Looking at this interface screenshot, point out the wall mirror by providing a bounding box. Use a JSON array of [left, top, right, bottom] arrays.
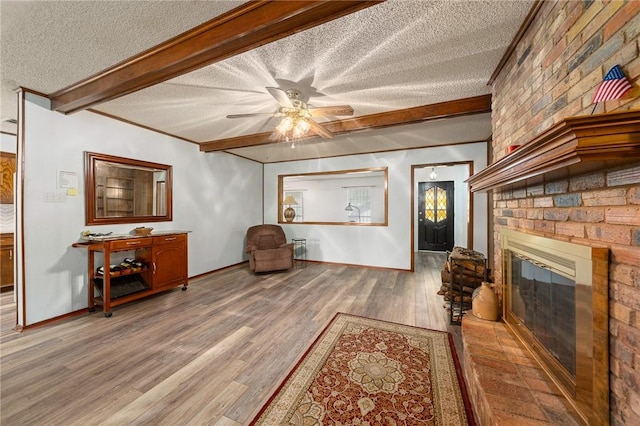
[[85, 152, 172, 225], [278, 167, 388, 225]]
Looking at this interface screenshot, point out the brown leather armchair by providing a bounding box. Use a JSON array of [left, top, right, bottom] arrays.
[[246, 224, 294, 273]]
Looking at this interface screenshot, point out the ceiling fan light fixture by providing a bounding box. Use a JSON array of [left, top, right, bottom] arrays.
[[277, 116, 294, 134], [278, 114, 311, 139], [292, 125, 304, 139], [298, 118, 310, 133], [228, 86, 353, 141]]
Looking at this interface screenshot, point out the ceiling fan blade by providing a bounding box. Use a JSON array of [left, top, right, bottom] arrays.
[[308, 105, 354, 117], [226, 113, 274, 119], [266, 87, 294, 108], [307, 119, 334, 139]]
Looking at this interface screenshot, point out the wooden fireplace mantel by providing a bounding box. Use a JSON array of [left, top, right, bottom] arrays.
[[467, 110, 640, 192]]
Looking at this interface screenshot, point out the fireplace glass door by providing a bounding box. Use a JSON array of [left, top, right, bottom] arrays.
[[510, 253, 575, 375]]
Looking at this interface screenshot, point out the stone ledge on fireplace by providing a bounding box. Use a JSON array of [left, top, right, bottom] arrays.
[[462, 314, 583, 425]]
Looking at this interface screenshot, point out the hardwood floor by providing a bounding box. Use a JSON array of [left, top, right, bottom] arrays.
[[0, 252, 460, 425]]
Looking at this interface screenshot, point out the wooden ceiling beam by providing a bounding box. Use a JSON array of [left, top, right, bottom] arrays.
[[49, 0, 383, 114], [199, 94, 492, 152]]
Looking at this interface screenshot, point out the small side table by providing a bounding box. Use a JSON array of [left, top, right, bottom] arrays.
[[292, 238, 306, 267]]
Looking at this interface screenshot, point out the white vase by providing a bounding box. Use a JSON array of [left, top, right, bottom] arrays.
[[472, 282, 499, 321]]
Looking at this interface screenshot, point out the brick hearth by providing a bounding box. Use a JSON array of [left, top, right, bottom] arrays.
[[461, 314, 583, 425]]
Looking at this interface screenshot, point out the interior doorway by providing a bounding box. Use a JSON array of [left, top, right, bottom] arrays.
[[418, 181, 454, 251], [411, 162, 475, 271]]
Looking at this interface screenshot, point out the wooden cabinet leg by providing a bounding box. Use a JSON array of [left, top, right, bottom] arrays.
[[88, 249, 95, 312], [103, 250, 111, 317]]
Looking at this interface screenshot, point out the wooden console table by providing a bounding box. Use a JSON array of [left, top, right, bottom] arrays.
[[73, 231, 189, 317]]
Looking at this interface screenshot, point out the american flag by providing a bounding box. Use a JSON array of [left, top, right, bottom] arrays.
[[592, 65, 633, 103]]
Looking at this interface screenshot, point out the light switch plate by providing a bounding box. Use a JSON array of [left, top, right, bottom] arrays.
[[43, 192, 65, 202]]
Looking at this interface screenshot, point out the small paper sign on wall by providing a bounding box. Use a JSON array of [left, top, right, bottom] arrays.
[[58, 171, 78, 196]]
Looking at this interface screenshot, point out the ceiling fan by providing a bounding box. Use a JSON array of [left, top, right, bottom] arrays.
[[226, 87, 354, 141]]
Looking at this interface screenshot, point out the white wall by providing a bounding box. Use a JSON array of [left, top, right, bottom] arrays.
[[18, 96, 263, 326], [264, 142, 488, 270]]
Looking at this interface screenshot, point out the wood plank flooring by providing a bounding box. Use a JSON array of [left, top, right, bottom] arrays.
[[0, 252, 460, 425]]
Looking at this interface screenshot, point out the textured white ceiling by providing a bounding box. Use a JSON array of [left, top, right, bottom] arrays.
[[1, 0, 534, 162], [0, 0, 242, 128]]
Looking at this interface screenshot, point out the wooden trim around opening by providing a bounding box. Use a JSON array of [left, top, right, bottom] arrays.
[[18, 89, 26, 328], [411, 161, 476, 272], [278, 167, 388, 226]]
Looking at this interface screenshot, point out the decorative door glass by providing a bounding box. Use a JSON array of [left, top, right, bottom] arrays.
[[424, 187, 448, 223]]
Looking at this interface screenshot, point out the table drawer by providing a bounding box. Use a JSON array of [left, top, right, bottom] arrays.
[[108, 238, 152, 250], [0, 234, 14, 247], [152, 234, 187, 245]]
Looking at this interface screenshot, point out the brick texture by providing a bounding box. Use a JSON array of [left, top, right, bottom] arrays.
[[462, 315, 582, 425], [489, 0, 640, 423]]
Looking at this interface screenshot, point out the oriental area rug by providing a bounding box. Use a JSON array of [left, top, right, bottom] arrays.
[[250, 313, 475, 425]]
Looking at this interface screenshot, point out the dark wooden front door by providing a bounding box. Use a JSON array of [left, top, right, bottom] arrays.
[[418, 181, 454, 251]]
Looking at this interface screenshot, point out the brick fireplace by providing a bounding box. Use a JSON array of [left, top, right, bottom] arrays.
[[468, 0, 640, 422], [465, 110, 639, 425]]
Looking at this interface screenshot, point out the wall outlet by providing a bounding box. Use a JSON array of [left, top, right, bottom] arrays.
[[43, 192, 65, 202]]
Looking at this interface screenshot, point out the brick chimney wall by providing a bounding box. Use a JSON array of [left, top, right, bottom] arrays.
[[490, 1, 640, 424]]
